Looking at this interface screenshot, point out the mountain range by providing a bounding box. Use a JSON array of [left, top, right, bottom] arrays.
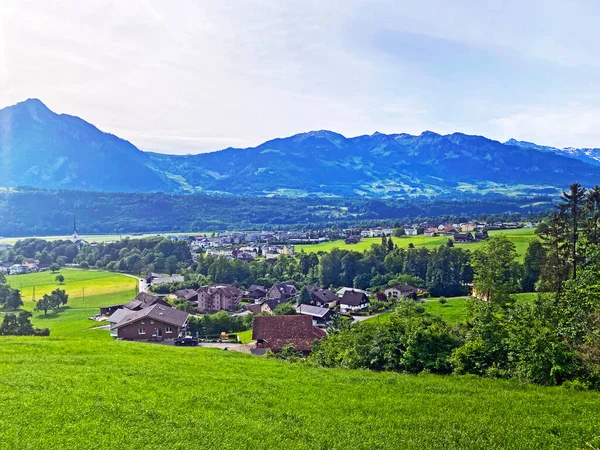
[[1, 98, 599, 198]]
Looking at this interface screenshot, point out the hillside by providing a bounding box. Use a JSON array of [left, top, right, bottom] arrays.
[[2, 99, 600, 198], [1, 336, 599, 449]]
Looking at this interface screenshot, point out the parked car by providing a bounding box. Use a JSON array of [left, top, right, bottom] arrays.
[[174, 336, 199, 346]]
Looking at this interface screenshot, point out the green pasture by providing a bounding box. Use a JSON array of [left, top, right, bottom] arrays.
[[364, 297, 469, 326], [297, 228, 537, 261]]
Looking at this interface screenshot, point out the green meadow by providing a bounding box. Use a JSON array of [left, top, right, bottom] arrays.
[[297, 228, 537, 261], [1, 336, 600, 449], [364, 297, 469, 326], [2, 269, 600, 449], [3, 269, 137, 335]]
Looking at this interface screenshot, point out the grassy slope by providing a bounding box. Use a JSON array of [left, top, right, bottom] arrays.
[[364, 297, 469, 326], [1, 336, 599, 450], [297, 228, 537, 261], [3, 269, 138, 335]]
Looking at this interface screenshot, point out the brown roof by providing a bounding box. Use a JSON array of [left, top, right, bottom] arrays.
[[114, 304, 189, 329], [340, 290, 369, 306], [246, 303, 264, 314], [198, 284, 241, 297], [388, 284, 419, 294], [312, 288, 338, 304], [123, 292, 165, 310], [252, 315, 326, 352], [175, 289, 198, 300], [248, 285, 267, 293]]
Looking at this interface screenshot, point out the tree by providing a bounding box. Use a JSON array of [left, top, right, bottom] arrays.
[[56, 256, 67, 267], [35, 295, 52, 316], [49, 263, 60, 273], [471, 236, 519, 306], [166, 255, 179, 276], [381, 235, 388, 250], [558, 183, 586, 279], [273, 303, 296, 315], [55, 274, 65, 285], [439, 296, 447, 305], [51, 288, 68, 308], [521, 240, 546, 292], [80, 261, 89, 269], [6, 289, 23, 310], [298, 286, 312, 305], [393, 228, 405, 238], [387, 237, 394, 253]]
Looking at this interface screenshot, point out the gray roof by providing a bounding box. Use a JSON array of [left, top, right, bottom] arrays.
[[336, 287, 368, 298], [296, 304, 330, 318], [108, 308, 134, 324], [114, 304, 189, 329]]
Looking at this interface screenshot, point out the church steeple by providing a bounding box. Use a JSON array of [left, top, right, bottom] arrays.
[[72, 215, 78, 241]]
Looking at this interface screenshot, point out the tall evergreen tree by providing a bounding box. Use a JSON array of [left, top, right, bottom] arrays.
[[559, 183, 586, 279]]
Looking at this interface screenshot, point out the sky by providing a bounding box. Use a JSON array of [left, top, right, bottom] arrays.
[[1, 0, 600, 154]]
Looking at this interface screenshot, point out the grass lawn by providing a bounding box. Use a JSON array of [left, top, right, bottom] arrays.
[[0, 336, 599, 449], [364, 297, 469, 326], [297, 228, 537, 262]]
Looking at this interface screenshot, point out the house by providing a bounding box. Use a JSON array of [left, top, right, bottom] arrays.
[[345, 236, 361, 245], [296, 304, 336, 325], [311, 288, 338, 308], [175, 289, 199, 303], [404, 228, 418, 236], [247, 285, 267, 300], [336, 287, 369, 298], [453, 233, 474, 243], [111, 304, 189, 341], [252, 315, 327, 353], [424, 227, 438, 237], [123, 292, 170, 311], [460, 222, 477, 232], [197, 284, 240, 313], [268, 283, 297, 302], [8, 264, 31, 275], [443, 226, 457, 235], [384, 284, 423, 300], [107, 308, 135, 337], [339, 290, 370, 312], [99, 303, 125, 316]]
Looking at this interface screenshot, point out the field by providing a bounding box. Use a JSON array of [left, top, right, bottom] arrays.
[[3, 269, 137, 335], [297, 228, 537, 261], [364, 297, 469, 326], [2, 270, 600, 448], [1, 336, 600, 449]]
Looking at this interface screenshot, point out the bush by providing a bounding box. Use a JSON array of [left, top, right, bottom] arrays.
[[439, 297, 447, 305]]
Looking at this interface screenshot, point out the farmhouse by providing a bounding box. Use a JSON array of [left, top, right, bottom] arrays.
[[385, 284, 422, 300], [197, 284, 240, 313], [311, 288, 338, 308], [296, 304, 336, 325], [339, 290, 370, 312], [268, 283, 297, 302], [246, 285, 267, 300], [111, 304, 189, 341], [336, 287, 369, 298], [123, 292, 170, 311], [453, 233, 474, 243], [252, 315, 326, 353]]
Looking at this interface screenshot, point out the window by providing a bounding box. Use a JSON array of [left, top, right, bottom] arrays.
[[141, 320, 145, 324], [138, 328, 146, 335], [165, 327, 172, 333], [150, 320, 154, 324]]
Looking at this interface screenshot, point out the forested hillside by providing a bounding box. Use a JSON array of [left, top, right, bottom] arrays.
[[0, 188, 551, 237]]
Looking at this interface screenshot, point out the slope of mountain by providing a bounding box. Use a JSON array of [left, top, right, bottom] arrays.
[[0, 99, 169, 192], [1, 99, 600, 198], [506, 138, 600, 167]]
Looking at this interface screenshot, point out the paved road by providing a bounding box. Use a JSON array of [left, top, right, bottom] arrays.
[[352, 311, 387, 322], [121, 273, 148, 293]]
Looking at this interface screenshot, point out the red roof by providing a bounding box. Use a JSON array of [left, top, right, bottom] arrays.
[[252, 315, 326, 352]]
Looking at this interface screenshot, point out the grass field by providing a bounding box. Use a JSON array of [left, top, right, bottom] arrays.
[[3, 268, 600, 448], [237, 329, 254, 344], [297, 228, 537, 261], [0, 336, 599, 449], [2, 269, 138, 336], [364, 297, 469, 326]]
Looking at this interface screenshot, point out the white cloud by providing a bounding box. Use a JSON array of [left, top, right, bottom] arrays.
[[490, 104, 600, 148]]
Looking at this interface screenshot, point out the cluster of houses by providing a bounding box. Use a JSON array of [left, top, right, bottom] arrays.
[[99, 280, 426, 353], [0, 260, 39, 275]]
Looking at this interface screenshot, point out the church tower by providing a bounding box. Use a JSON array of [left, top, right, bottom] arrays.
[[72, 216, 79, 242]]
